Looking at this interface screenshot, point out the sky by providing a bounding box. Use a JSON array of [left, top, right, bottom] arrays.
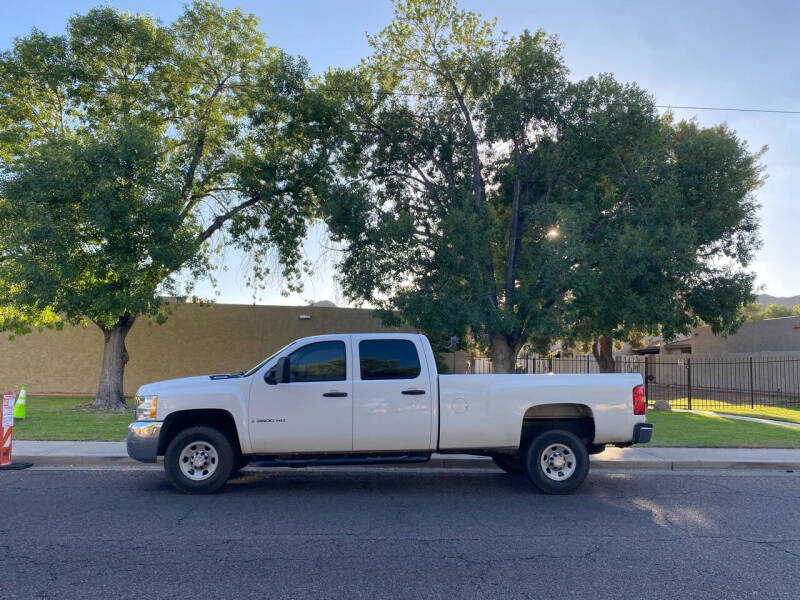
[[2, 0, 798, 305]]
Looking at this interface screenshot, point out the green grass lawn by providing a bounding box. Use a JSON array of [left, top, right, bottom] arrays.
[[645, 410, 800, 448], [655, 397, 800, 423], [709, 404, 800, 425], [12, 396, 133, 441]]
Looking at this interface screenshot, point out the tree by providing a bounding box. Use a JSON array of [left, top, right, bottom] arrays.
[[740, 302, 767, 321], [553, 81, 764, 371], [321, 0, 570, 372], [762, 303, 800, 319], [320, 0, 764, 372], [740, 303, 800, 321], [0, 2, 329, 409]]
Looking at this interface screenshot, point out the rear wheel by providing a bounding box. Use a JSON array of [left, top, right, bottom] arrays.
[[524, 430, 589, 494], [491, 454, 523, 474], [165, 426, 234, 494]]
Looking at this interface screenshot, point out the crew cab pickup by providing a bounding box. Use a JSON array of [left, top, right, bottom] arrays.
[[127, 333, 652, 494]]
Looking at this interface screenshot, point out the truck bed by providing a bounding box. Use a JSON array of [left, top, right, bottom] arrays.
[[438, 373, 643, 449]]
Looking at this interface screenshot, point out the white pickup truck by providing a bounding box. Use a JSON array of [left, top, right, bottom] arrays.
[[127, 333, 652, 494]]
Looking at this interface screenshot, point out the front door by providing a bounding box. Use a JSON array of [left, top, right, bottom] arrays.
[[248, 338, 353, 453]]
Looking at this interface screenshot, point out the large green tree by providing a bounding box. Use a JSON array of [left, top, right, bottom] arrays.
[[0, 2, 329, 408], [321, 0, 571, 371], [556, 83, 763, 370], [320, 0, 764, 372]]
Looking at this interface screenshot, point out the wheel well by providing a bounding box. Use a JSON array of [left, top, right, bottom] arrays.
[[524, 403, 593, 419], [158, 409, 242, 457], [520, 404, 595, 453]]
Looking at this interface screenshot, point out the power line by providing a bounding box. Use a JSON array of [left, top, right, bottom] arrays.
[[654, 105, 800, 115], [8, 69, 799, 115], [218, 83, 800, 114]]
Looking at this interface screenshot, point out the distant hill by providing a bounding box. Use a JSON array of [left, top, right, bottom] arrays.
[[757, 294, 800, 307], [310, 300, 337, 307]]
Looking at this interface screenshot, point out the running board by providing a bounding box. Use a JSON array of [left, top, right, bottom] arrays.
[[252, 453, 432, 469]]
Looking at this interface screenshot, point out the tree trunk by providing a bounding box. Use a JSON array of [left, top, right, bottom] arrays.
[[592, 335, 616, 373], [505, 140, 524, 302], [91, 314, 135, 411], [489, 334, 519, 374]]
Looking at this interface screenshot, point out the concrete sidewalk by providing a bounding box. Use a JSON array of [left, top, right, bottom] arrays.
[[9, 440, 800, 471], [675, 409, 800, 429]]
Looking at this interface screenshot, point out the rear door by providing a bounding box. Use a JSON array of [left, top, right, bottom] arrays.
[[248, 337, 353, 453], [352, 335, 433, 451]]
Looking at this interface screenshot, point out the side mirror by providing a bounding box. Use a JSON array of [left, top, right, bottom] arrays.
[[265, 356, 290, 385]]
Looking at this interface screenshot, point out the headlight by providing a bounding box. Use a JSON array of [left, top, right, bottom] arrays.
[[134, 395, 158, 421]]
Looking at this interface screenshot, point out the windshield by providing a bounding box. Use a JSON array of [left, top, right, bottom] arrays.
[[242, 341, 297, 377]]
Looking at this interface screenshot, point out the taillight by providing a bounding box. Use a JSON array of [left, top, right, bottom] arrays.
[[633, 384, 646, 415]]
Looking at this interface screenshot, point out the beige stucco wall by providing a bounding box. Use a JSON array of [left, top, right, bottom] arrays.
[[0, 303, 421, 396], [691, 316, 800, 354]]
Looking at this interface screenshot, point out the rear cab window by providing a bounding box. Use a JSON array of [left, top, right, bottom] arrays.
[[358, 339, 421, 380]]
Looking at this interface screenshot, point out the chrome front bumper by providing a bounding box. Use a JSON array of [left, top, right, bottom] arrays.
[[126, 421, 163, 463]]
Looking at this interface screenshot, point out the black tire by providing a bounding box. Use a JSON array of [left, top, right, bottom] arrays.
[[491, 454, 524, 474], [524, 430, 589, 495], [164, 425, 234, 494]]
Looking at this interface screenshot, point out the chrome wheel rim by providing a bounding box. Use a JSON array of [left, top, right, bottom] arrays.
[[539, 443, 576, 481], [178, 441, 219, 481]]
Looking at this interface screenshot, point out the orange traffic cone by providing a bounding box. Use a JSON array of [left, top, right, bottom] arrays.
[[1, 390, 32, 470]]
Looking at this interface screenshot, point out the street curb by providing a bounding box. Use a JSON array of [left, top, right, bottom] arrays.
[[10, 455, 800, 471], [12, 455, 141, 467], [669, 461, 799, 471], [592, 459, 799, 471]]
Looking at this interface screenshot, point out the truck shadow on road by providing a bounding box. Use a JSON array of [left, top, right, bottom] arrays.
[[132, 467, 567, 496], [224, 468, 543, 495], [135, 466, 655, 500]]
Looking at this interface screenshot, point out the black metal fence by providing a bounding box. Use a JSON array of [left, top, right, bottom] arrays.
[[464, 353, 800, 410]]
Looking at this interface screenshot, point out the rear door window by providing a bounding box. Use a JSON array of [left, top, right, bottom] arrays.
[[359, 339, 421, 380]]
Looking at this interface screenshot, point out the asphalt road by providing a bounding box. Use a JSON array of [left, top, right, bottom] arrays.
[[2, 466, 800, 600]]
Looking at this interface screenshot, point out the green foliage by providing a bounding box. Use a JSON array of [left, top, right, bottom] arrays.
[[320, 1, 569, 356], [0, 1, 325, 335], [769, 304, 800, 318], [320, 0, 764, 368], [557, 83, 763, 348], [743, 303, 800, 320], [739, 302, 766, 321], [0, 305, 63, 339]]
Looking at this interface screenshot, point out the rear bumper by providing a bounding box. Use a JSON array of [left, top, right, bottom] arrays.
[[126, 421, 163, 463], [633, 422, 654, 444]]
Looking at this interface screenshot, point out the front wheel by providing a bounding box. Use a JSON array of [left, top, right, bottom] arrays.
[[524, 430, 589, 494], [165, 426, 234, 494]]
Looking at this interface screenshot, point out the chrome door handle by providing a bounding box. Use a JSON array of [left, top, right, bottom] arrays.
[[323, 391, 348, 397], [402, 389, 426, 395]]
